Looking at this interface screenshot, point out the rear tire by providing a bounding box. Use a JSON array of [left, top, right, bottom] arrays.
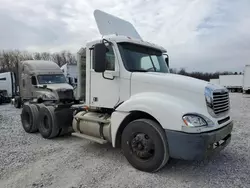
[[121, 119, 169, 172], [35, 103, 45, 110], [21, 104, 39, 133], [38, 106, 59, 139]]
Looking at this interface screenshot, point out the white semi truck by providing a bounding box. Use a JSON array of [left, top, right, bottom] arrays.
[[219, 75, 243, 92], [20, 10, 233, 172]]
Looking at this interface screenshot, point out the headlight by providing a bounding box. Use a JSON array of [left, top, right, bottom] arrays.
[[205, 87, 213, 108], [43, 94, 55, 99], [182, 115, 207, 127]]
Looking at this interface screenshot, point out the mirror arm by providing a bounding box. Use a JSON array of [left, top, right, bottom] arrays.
[[102, 39, 112, 45]]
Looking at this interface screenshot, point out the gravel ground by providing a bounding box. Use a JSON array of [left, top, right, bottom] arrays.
[[0, 93, 250, 188]]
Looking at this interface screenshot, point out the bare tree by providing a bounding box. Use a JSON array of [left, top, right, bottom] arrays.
[[41, 52, 51, 61], [33, 52, 42, 60], [51, 53, 63, 66], [0, 49, 239, 82], [66, 51, 77, 64]]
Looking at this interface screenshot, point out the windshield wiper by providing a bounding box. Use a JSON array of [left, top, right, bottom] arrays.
[[148, 55, 156, 71]]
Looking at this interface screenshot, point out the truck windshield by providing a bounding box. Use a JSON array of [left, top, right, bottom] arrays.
[[118, 42, 169, 73], [37, 74, 66, 84]]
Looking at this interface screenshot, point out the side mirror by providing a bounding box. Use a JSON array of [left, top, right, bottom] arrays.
[[42, 85, 47, 89], [165, 57, 169, 67], [93, 43, 106, 72]]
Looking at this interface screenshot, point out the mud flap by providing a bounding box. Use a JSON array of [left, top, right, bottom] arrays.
[[54, 107, 74, 135]]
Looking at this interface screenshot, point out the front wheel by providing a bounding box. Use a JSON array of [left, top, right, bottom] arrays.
[[121, 119, 169, 172]]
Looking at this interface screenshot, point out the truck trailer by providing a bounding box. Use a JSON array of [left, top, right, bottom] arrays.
[[20, 10, 233, 172], [60, 63, 78, 87], [219, 75, 243, 92], [243, 65, 250, 93], [209, 78, 220, 85], [0, 72, 16, 104]]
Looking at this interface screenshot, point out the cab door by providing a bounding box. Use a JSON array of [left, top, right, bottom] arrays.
[[21, 72, 32, 99], [90, 44, 120, 108]]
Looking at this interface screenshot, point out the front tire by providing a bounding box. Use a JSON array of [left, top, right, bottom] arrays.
[[121, 119, 169, 172], [38, 106, 59, 139]]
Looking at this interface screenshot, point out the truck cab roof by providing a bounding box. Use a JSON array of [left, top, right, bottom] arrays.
[[87, 35, 167, 53], [21, 60, 63, 74]]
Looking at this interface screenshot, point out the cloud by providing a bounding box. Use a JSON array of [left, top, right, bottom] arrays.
[[0, 0, 249, 72]]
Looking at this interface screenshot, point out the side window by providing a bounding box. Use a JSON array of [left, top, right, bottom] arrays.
[[31, 76, 37, 85], [105, 45, 115, 71]]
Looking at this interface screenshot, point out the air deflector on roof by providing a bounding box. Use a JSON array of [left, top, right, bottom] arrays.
[[94, 9, 142, 40]]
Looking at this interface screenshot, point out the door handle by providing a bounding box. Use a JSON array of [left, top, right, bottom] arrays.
[[105, 71, 119, 77]]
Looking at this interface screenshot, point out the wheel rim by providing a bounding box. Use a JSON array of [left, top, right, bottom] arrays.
[[130, 133, 155, 160], [43, 116, 50, 129]]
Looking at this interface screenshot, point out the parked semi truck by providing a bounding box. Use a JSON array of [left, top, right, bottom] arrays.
[[20, 10, 233, 172], [243, 65, 250, 93], [14, 60, 75, 108], [209, 78, 220, 85], [219, 75, 243, 92], [0, 72, 16, 104]]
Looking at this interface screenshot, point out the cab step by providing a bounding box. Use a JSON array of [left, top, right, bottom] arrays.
[[72, 132, 108, 144]]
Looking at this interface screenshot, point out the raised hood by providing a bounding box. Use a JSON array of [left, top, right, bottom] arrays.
[[131, 72, 209, 95]]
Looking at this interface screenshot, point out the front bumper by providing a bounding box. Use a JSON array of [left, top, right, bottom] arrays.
[[165, 121, 233, 160]]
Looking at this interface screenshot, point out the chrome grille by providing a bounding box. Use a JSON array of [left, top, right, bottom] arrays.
[[212, 91, 230, 115]]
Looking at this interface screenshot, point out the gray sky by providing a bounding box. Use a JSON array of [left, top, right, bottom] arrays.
[[0, 0, 249, 72]]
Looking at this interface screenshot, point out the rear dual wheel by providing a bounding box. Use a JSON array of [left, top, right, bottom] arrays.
[[121, 119, 169, 172], [21, 104, 39, 133], [38, 106, 59, 139], [21, 104, 71, 139]]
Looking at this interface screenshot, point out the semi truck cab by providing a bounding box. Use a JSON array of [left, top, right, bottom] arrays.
[[14, 60, 75, 108]]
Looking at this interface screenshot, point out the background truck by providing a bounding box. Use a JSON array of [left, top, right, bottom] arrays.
[[219, 75, 243, 92], [243, 65, 250, 93], [20, 10, 233, 172], [60, 63, 78, 87], [0, 72, 16, 104], [209, 78, 220, 85], [14, 60, 75, 108]]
